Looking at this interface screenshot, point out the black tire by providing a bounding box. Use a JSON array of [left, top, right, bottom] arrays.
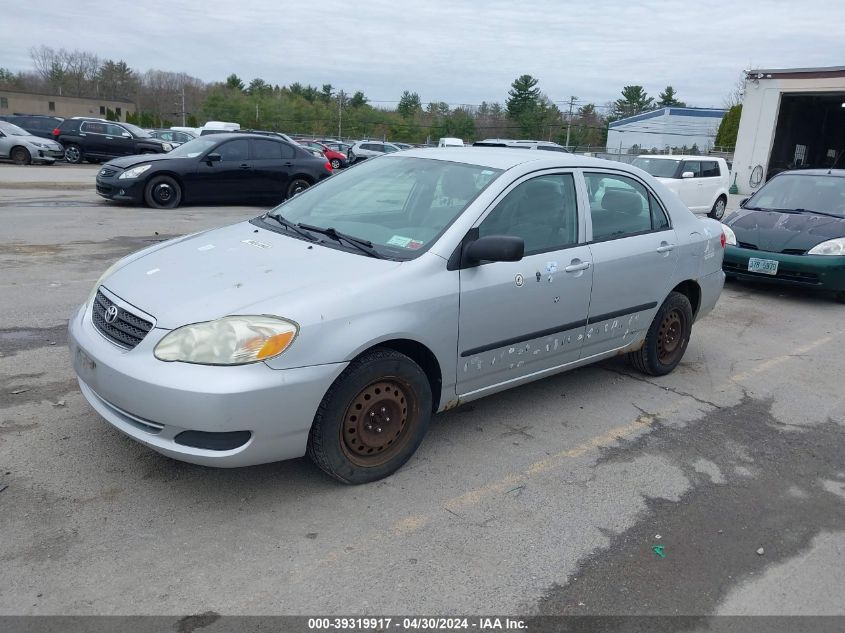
[[330, 158, 341, 170], [307, 348, 432, 484], [143, 175, 182, 209], [709, 195, 727, 220], [628, 291, 693, 376], [287, 177, 311, 198], [64, 144, 83, 164], [11, 146, 31, 165]]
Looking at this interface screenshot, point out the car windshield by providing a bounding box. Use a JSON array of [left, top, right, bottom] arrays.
[[267, 156, 502, 258], [166, 137, 220, 158], [747, 174, 845, 217], [0, 121, 29, 136], [633, 157, 681, 178], [121, 123, 151, 138]]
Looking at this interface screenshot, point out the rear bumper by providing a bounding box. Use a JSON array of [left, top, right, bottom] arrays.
[[695, 268, 725, 321], [68, 298, 347, 467], [723, 246, 845, 292]]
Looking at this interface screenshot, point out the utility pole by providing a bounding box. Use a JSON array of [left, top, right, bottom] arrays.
[[181, 86, 186, 127], [338, 92, 343, 140], [564, 95, 577, 149]]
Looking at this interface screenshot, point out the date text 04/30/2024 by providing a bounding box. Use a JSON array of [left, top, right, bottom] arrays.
[[307, 617, 527, 630]]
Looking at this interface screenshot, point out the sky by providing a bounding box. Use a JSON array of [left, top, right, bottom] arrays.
[[3, 0, 844, 112]]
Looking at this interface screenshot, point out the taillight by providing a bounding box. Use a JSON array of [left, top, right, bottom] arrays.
[[720, 232, 726, 248], [325, 161, 333, 172], [52, 127, 60, 137]]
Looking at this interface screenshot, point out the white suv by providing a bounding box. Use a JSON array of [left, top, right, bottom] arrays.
[[347, 141, 401, 164], [632, 155, 730, 219]]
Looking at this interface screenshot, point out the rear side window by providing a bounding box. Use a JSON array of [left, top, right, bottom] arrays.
[[251, 138, 282, 160], [585, 173, 655, 241], [701, 161, 720, 177], [81, 121, 108, 135], [649, 193, 670, 230]]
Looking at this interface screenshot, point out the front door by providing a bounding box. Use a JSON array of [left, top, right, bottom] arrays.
[[582, 171, 679, 358], [191, 138, 253, 202], [457, 172, 592, 396]]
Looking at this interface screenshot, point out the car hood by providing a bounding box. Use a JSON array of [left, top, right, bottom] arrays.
[[725, 208, 845, 252], [101, 221, 402, 329], [104, 152, 177, 169]]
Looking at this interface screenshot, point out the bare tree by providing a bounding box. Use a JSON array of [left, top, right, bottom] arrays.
[[723, 71, 747, 108]]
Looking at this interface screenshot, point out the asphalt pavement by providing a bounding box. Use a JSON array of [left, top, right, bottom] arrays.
[[1, 165, 844, 620]]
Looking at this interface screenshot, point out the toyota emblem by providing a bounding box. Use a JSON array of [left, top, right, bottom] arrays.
[[104, 305, 119, 324]]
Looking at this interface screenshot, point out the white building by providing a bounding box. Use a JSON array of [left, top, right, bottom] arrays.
[[732, 66, 845, 195], [606, 107, 727, 155]]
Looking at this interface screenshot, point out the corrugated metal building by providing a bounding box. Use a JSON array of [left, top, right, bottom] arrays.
[[606, 107, 727, 154]]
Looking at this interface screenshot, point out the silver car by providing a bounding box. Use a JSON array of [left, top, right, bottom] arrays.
[[69, 149, 725, 483], [0, 120, 64, 164]]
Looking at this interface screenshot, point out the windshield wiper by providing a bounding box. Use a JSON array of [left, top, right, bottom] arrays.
[[792, 208, 844, 219], [297, 223, 385, 259], [263, 213, 317, 241], [745, 206, 800, 214]]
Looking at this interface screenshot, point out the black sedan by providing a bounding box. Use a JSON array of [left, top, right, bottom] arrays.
[[722, 169, 845, 302], [95, 133, 333, 209]]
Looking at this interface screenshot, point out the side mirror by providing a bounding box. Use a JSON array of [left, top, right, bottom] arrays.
[[681, 171, 695, 179], [206, 153, 222, 163], [465, 235, 524, 264], [121, 132, 131, 138], [739, 197, 749, 208]]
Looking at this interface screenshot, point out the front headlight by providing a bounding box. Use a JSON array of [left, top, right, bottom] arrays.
[[32, 142, 48, 148], [162, 143, 173, 151], [807, 237, 845, 256], [119, 164, 153, 179], [154, 316, 298, 365], [721, 223, 737, 246]]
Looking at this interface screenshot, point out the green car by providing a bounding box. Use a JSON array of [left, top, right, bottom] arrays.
[[722, 170, 845, 302]]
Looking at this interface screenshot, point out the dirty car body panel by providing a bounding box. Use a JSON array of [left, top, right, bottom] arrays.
[[69, 149, 725, 470]]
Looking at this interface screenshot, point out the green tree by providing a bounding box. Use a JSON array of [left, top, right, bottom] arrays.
[[247, 77, 271, 96], [320, 83, 334, 103], [225, 73, 244, 91], [506, 74, 541, 122], [349, 91, 368, 108], [657, 86, 685, 107], [612, 85, 654, 120], [397, 90, 422, 118], [714, 104, 742, 149]]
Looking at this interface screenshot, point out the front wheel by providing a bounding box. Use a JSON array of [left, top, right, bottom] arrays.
[[330, 158, 341, 170], [709, 196, 727, 220], [307, 348, 432, 484], [11, 147, 31, 165], [144, 175, 182, 209], [628, 291, 693, 376], [287, 178, 311, 198], [64, 144, 82, 164]]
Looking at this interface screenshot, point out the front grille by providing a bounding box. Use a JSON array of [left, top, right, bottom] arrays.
[[96, 184, 112, 194], [99, 167, 117, 178], [724, 262, 820, 284], [781, 248, 807, 255], [92, 290, 153, 349]]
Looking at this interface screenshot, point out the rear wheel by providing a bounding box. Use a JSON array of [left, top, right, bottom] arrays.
[[628, 292, 693, 376], [709, 195, 727, 220], [64, 144, 82, 164], [143, 175, 182, 209], [307, 348, 432, 484], [287, 178, 311, 198], [11, 146, 31, 165], [330, 158, 341, 170]]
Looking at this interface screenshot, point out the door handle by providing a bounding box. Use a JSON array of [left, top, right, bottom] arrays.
[[238, 163, 252, 170], [283, 161, 294, 167], [564, 260, 591, 273], [656, 243, 675, 253]]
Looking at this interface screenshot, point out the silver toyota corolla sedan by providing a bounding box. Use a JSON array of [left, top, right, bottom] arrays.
[[69, 148, 726, 483]]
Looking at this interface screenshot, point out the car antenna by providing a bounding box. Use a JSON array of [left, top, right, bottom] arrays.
[[829, 150, 843, 174]]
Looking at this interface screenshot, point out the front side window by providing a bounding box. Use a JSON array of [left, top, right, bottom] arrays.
[[682, 161, 701, 178], [106, 124, 127, 136], [267, 157, 502, 259], [478, 174, 578, 254], [586, 172, 667, 241], [216, 139, 249, 161]]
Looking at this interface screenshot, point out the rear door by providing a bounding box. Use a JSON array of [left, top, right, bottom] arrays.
[[679, 160, 704, 212], [79, 121, 109, 156], [457, 172, 592, 396], [582, 171, 678, 358], [699, 160, 722, 209], [249, 138, 293, 201]]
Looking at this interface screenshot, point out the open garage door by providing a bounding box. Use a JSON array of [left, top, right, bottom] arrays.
[[767, 93, 845, 180]]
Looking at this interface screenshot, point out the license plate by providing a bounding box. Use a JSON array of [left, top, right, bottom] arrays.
[[748, 257, 778, 275]]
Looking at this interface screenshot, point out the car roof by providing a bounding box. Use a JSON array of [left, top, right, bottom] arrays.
[[394, 147, 645, 171], [774, 169, 845, 178], [636, 154, 723, 161]]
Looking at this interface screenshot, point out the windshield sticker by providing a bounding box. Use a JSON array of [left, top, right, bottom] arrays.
[[387, 235, 412, 247], [241, 239, 271, 249], [408, 240, 424, 250]]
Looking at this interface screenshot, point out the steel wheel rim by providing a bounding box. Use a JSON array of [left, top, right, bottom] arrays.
[[291, 181, 307, 195], [154, 183, 173, 203], [657, 308, 686, 364], [341, 379, 415, 467]]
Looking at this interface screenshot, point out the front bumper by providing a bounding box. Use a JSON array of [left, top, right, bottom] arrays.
[[95, 175, 146, 203], [68, 294, 347, 467], [723, 246, 845, 293]]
